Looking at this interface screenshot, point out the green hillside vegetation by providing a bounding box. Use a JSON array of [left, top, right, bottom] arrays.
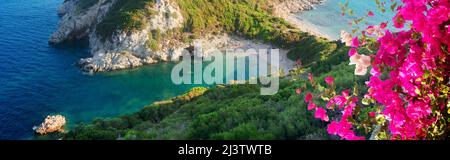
[[96, 0, 157, 40], [76, 0, 100, 13], [177, 0, 309, 48], [63, 42, 371, 140]]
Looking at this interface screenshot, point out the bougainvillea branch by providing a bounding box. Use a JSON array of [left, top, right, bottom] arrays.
[[306, 0, 449, 140]]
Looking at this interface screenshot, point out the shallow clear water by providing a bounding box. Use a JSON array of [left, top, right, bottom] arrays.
[[0, 0, 203, 139], [295, 0, 397, 40]]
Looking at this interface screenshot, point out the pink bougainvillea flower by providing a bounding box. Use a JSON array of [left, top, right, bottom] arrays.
[[327, 118, 364, 140], [369, 112, 376, 118], [368, 11, 374, 17], [342, 90, 350, 97], [327, 121, 339, 135], [346, 135, 365, 140], [351, 37, 360, 47], [308, 73, 314, 83], [348, 48, 357, 56], [366, 26, 376, 34], [393, 13, 405, 28], [305, 92, 313, 103], [380, 22, 387, 29], [370, 68, 381, 77], [324, 76, 335, 85], [308, 102, 317, 111], [314, 107, 329, 122], [296, 89, 301, 94]]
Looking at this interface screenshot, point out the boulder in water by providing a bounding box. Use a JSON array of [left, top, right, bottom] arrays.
[[33, 115, 66, 135]]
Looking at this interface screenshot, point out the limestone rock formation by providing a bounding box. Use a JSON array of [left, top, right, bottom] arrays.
[[33, 115, 66, 135], [49, 0, 116, 44]]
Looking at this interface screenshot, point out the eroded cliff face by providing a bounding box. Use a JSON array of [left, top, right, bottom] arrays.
[[50, 0, 116, 44], [50, 0, 323, 73], [80, 0, 187, 72]]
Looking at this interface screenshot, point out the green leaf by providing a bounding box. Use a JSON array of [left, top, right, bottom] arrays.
[[348, 9, 353, 15], [428, 94, 436, 101], [317, 84, 325, 92], [321, 95, 330, 101], [390, 2, 398, 11], [423, 71, 430, 79], [353, 83, 359, 96], [415, 88, 421, 95], [376, 115, 385, 125], [362, 98, 371, 105]]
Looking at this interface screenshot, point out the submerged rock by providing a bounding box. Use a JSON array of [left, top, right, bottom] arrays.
[[33, 115, 66, 135]]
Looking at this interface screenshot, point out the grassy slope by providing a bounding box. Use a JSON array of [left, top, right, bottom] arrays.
[[95, 0, 157, 40]]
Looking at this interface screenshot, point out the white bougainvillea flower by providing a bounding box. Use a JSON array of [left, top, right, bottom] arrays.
[[354, 64, 368, 75], [340, 30, 353, 46], [349, 53, 370, 66], [349, 53, 371, 75]]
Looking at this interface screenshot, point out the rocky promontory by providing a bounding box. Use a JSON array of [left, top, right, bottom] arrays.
[[50, 0, 324, 73]]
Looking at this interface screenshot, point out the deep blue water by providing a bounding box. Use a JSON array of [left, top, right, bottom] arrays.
[[295, 0, 397, 40], [0, 0, 203, 139]]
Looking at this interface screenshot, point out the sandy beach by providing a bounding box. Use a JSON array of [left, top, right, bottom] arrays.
[[285, 15, 334, 40]]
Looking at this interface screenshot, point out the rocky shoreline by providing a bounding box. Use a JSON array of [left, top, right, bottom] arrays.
[[50, 0, 325, 73]]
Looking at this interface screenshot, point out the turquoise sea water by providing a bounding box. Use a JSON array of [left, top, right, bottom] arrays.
[[295, 0, 397, 40]]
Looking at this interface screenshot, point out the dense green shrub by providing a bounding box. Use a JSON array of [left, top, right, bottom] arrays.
[[287, 37, 338, 64], [177, 0, 312, 48], [96, 0, 156, 40], [76, 0, 99, 13]]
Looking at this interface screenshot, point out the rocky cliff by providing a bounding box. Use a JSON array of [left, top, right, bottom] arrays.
[[50, 0, 323, 73], [270, 0, 323, 18]]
